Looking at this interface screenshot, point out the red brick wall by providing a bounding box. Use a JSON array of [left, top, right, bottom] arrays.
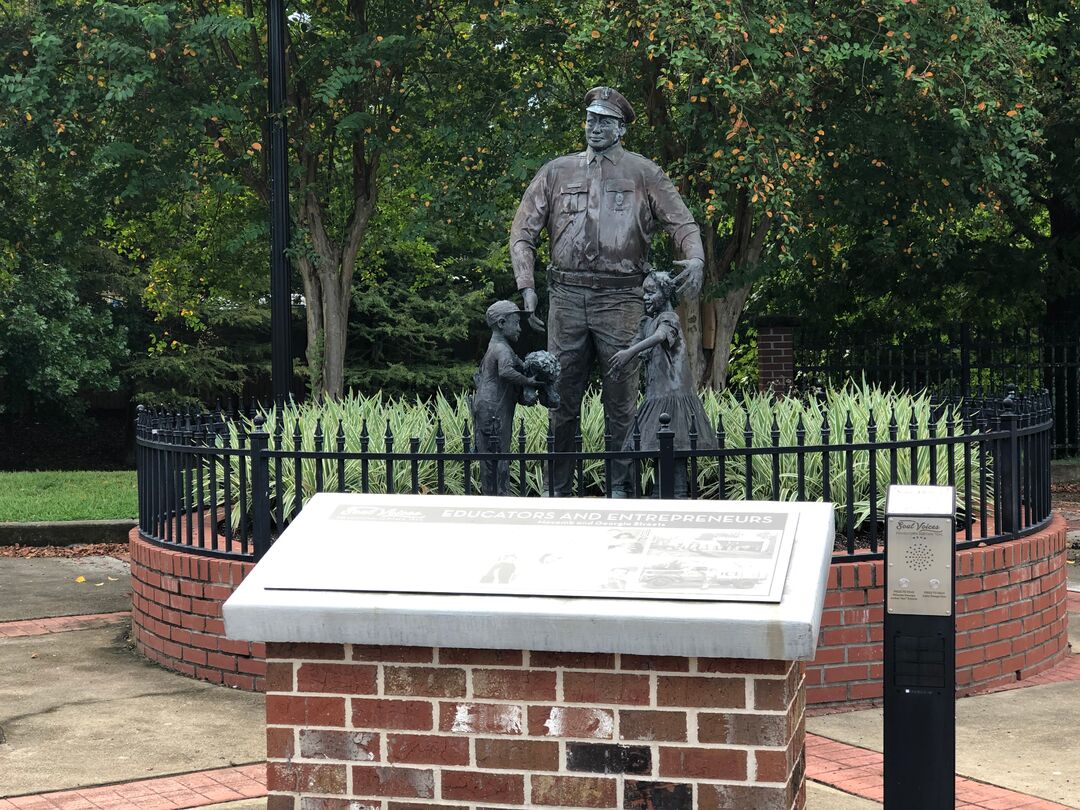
[[129, 528, 265, 690], [807, 513, 1069, 706], [263, 645, 806, 810], [130, 514, 1069, 708]]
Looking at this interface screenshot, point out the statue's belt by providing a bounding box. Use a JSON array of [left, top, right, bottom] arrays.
[[548, 269, 644, 290]]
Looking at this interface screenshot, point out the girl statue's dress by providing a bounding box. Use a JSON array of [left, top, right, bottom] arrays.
[[623, 310, 717, 451]]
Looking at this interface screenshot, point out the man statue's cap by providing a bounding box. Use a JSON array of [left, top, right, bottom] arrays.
[[585, 86, 635, 124], [486, 300, 524, 327]]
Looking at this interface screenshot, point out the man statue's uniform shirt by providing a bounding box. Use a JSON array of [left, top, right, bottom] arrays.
[[510, 143, 704, 286]]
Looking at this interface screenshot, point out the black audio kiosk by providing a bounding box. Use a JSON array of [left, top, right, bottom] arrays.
[[883, 485, 957, 809]]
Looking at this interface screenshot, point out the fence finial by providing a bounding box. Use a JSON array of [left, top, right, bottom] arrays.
[[1003, 383, 1017, 414]]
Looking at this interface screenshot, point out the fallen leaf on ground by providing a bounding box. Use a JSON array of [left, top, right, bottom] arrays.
[[75, 576, 86, 583]]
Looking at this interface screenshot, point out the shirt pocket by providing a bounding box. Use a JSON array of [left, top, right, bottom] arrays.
[[559, 182, 587, 214], [604, 179, 635, 212]]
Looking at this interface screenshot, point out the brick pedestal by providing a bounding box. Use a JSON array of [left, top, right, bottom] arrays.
[[263, 645, 806, 810]]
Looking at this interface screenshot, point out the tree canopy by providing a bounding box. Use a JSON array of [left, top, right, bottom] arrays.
[[0, 0, 1072, 421]]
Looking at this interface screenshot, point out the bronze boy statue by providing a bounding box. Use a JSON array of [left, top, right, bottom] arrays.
[[472, 301, 559, 496]]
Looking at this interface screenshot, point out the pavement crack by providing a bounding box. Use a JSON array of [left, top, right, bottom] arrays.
[[0, 688, 210, 726]]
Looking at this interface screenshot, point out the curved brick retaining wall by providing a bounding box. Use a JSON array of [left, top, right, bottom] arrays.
[[806, 513, 1069, 705], [129, 514, 1068, 706], [129, 528, 263, 690]]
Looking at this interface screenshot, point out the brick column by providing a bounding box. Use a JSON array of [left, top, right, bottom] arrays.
[[756, 317, 798, 394], [263, 644, 806, 810]]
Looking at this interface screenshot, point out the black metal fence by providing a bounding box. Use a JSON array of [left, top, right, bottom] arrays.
[[795, 323, 1080, 456], [135, 389, 1053, 565]]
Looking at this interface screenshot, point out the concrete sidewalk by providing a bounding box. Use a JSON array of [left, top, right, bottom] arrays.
[[1, 552, 1077, 809]]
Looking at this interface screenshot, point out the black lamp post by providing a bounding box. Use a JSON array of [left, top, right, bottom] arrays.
[[267, 0, 292, 406]]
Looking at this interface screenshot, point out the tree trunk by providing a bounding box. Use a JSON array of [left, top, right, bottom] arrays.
[[678, 296, 706, 392], [690, 190, 771, 390], [679, 226, 716, 387], [707, 284, 753, 388], [318, 263, 351, 399], [296, 188, 374, 400], [296, 256, 324, 395]]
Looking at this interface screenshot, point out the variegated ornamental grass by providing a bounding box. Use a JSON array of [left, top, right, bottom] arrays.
[[216, 383, 986, 535]]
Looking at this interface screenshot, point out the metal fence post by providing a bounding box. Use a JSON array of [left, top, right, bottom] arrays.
[[998, 389, 1020, 536], [657, 413, 676, 500], [135, 405, 146, 535], [250, 416, 272, 561]]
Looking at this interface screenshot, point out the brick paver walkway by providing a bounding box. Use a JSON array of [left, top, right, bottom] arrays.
[[0, 612, 129, 639], [0, 765, 265, 810], [804, 571, 1080, 807], [807, 733, 1074, 809]]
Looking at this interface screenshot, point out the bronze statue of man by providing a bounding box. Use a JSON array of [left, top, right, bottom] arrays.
[[509, 86, 705, 497]]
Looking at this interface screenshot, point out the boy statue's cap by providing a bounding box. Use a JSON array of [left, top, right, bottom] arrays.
[[485, 300, 524, 327], [585, 86, 635, 124]]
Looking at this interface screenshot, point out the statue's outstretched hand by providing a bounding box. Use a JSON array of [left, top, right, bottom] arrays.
[[672, 258, 704, 300], [607, 349, 634, 380], [522, 287, 545, 332]]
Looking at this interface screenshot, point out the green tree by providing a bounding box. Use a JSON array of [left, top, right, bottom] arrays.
[[102, 184, 275, 404], [1, 0, 1059, 404], [0, 262, 125, 413], [539, 0, 1043, 385], [0, 50, 129, 416], [0, 243, 128, 416], [754, 0, 1052, 339], [988, 1, 1079, 323], [23, 0, 571, 399]]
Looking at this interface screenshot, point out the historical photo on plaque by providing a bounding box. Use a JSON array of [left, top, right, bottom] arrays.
[[264, 498, 800, 603]]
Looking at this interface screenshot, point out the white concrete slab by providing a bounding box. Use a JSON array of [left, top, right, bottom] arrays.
[[224, 494, 835, 660], [886, 485, 955, 517]]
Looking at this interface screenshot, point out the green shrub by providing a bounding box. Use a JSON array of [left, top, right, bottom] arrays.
[[208, 383, 986, 536]]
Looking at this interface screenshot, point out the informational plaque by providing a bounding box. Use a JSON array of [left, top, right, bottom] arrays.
[[885, 486, 956, 617], [225, 494, 837, 659], [265, 496, 799, 604]]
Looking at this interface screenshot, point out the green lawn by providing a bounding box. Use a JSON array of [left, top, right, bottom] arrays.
[[0, 470, 138, 522]]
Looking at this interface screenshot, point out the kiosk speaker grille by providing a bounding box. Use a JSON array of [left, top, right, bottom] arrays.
[[904, 542, 934, 572]]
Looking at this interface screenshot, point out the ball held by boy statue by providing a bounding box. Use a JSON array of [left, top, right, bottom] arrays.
[[509, 85, 705, 497]]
